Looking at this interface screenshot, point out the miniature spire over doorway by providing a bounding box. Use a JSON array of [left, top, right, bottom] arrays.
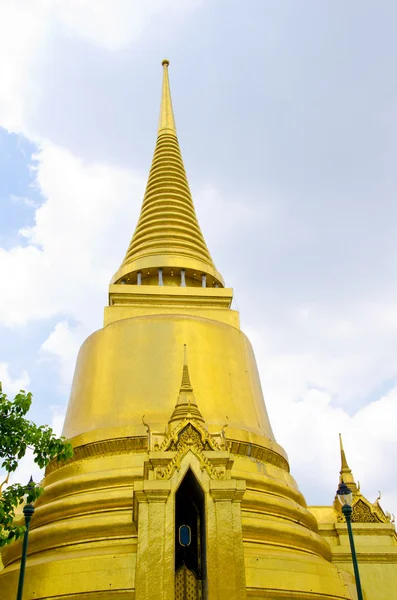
[[169, 345, 205, 426]]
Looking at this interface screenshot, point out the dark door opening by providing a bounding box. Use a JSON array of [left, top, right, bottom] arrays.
[[175, 469, 206, 598]]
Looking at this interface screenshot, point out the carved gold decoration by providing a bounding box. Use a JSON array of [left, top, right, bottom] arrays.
[[162, 419, 221, 453], [352, 499, 382, 523], [45, 436, 148, 475], [336, 494, 391, 524], [178, 423, 204, 448], [148, 420, 229, 481], [45, 429, 289, 477], [175, 565, 201, 600], [229, 439, 289, 472]]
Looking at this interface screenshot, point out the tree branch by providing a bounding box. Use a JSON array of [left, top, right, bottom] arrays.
[[0, 470, 10, 496]]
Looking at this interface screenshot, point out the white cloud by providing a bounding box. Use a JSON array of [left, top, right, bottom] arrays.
[[245, 314, 397, 512], [0, 142, 145, 327], [55, 0, 203, 51], [0, 0, 202, 131], [49, 404, 66, 437], [40, 321, 85, 391], [0, 363, 30, 397], [244, 290, 397, 406], [0, 1, 46, 130], [196, 184, 277, 253]]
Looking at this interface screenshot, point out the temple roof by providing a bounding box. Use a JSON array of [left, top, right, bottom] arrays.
[[334, 434, 393, 524]]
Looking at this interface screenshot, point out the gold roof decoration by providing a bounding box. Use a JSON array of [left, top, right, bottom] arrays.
[[112, 60, 223, 287], [139, 345, 231, 481], [336, 435, 392, 524], [336, 493, 392, 524]]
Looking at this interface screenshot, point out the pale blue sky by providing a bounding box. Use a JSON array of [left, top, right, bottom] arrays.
[[0, 130, 41, 247], [0, 0, 396, 513]]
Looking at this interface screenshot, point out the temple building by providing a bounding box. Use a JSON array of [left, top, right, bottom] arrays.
[[311, 435, 397, 600], [1, 60, 396, 599]]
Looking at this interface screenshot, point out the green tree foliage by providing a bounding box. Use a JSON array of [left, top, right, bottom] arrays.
[[0, 383, 73, 547]]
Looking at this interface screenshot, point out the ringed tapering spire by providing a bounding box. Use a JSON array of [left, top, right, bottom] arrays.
[[111, 60, 224, 288]]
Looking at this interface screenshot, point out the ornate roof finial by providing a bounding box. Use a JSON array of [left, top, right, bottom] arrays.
[[168, 345, 204, 426], [180, 344, 193, 392], [338, 433, 358, 494], [339, 432, 350, 471]]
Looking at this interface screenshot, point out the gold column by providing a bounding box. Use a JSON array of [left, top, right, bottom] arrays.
[[208, 480, 247, 600], [134, 481, 172, 600]]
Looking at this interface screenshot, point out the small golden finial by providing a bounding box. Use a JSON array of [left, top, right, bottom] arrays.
[[168, 344, 205, 426], [338, 433, 358, 493], [162, 59, 170, 67], [339, 433, 349, 470], [181, 344, 193, 391], [183, 343, 187, 363]]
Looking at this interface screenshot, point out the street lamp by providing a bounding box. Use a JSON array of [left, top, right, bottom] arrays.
[[16, 477, 35, 600], [336, 480, 363, 600]]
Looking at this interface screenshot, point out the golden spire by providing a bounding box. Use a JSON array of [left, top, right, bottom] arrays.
[[180, 344, 193, 392], [158, 59, 176, 134], [169, 345, 204, 425], [111, 59, 223, 287], [339, 433, 358, 493]]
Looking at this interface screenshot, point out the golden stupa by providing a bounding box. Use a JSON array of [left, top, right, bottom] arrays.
[[1, 61, 396, 600]]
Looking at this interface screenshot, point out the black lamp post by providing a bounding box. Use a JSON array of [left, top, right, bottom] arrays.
[[16, 477, 35, 600], [336, 481, 363, 600]]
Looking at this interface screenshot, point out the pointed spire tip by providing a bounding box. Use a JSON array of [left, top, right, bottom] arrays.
[[181, 344, 191, 389], [169, 343, 205, 425], [338, 433, 358, 493], [158, 57, 176, 134]]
